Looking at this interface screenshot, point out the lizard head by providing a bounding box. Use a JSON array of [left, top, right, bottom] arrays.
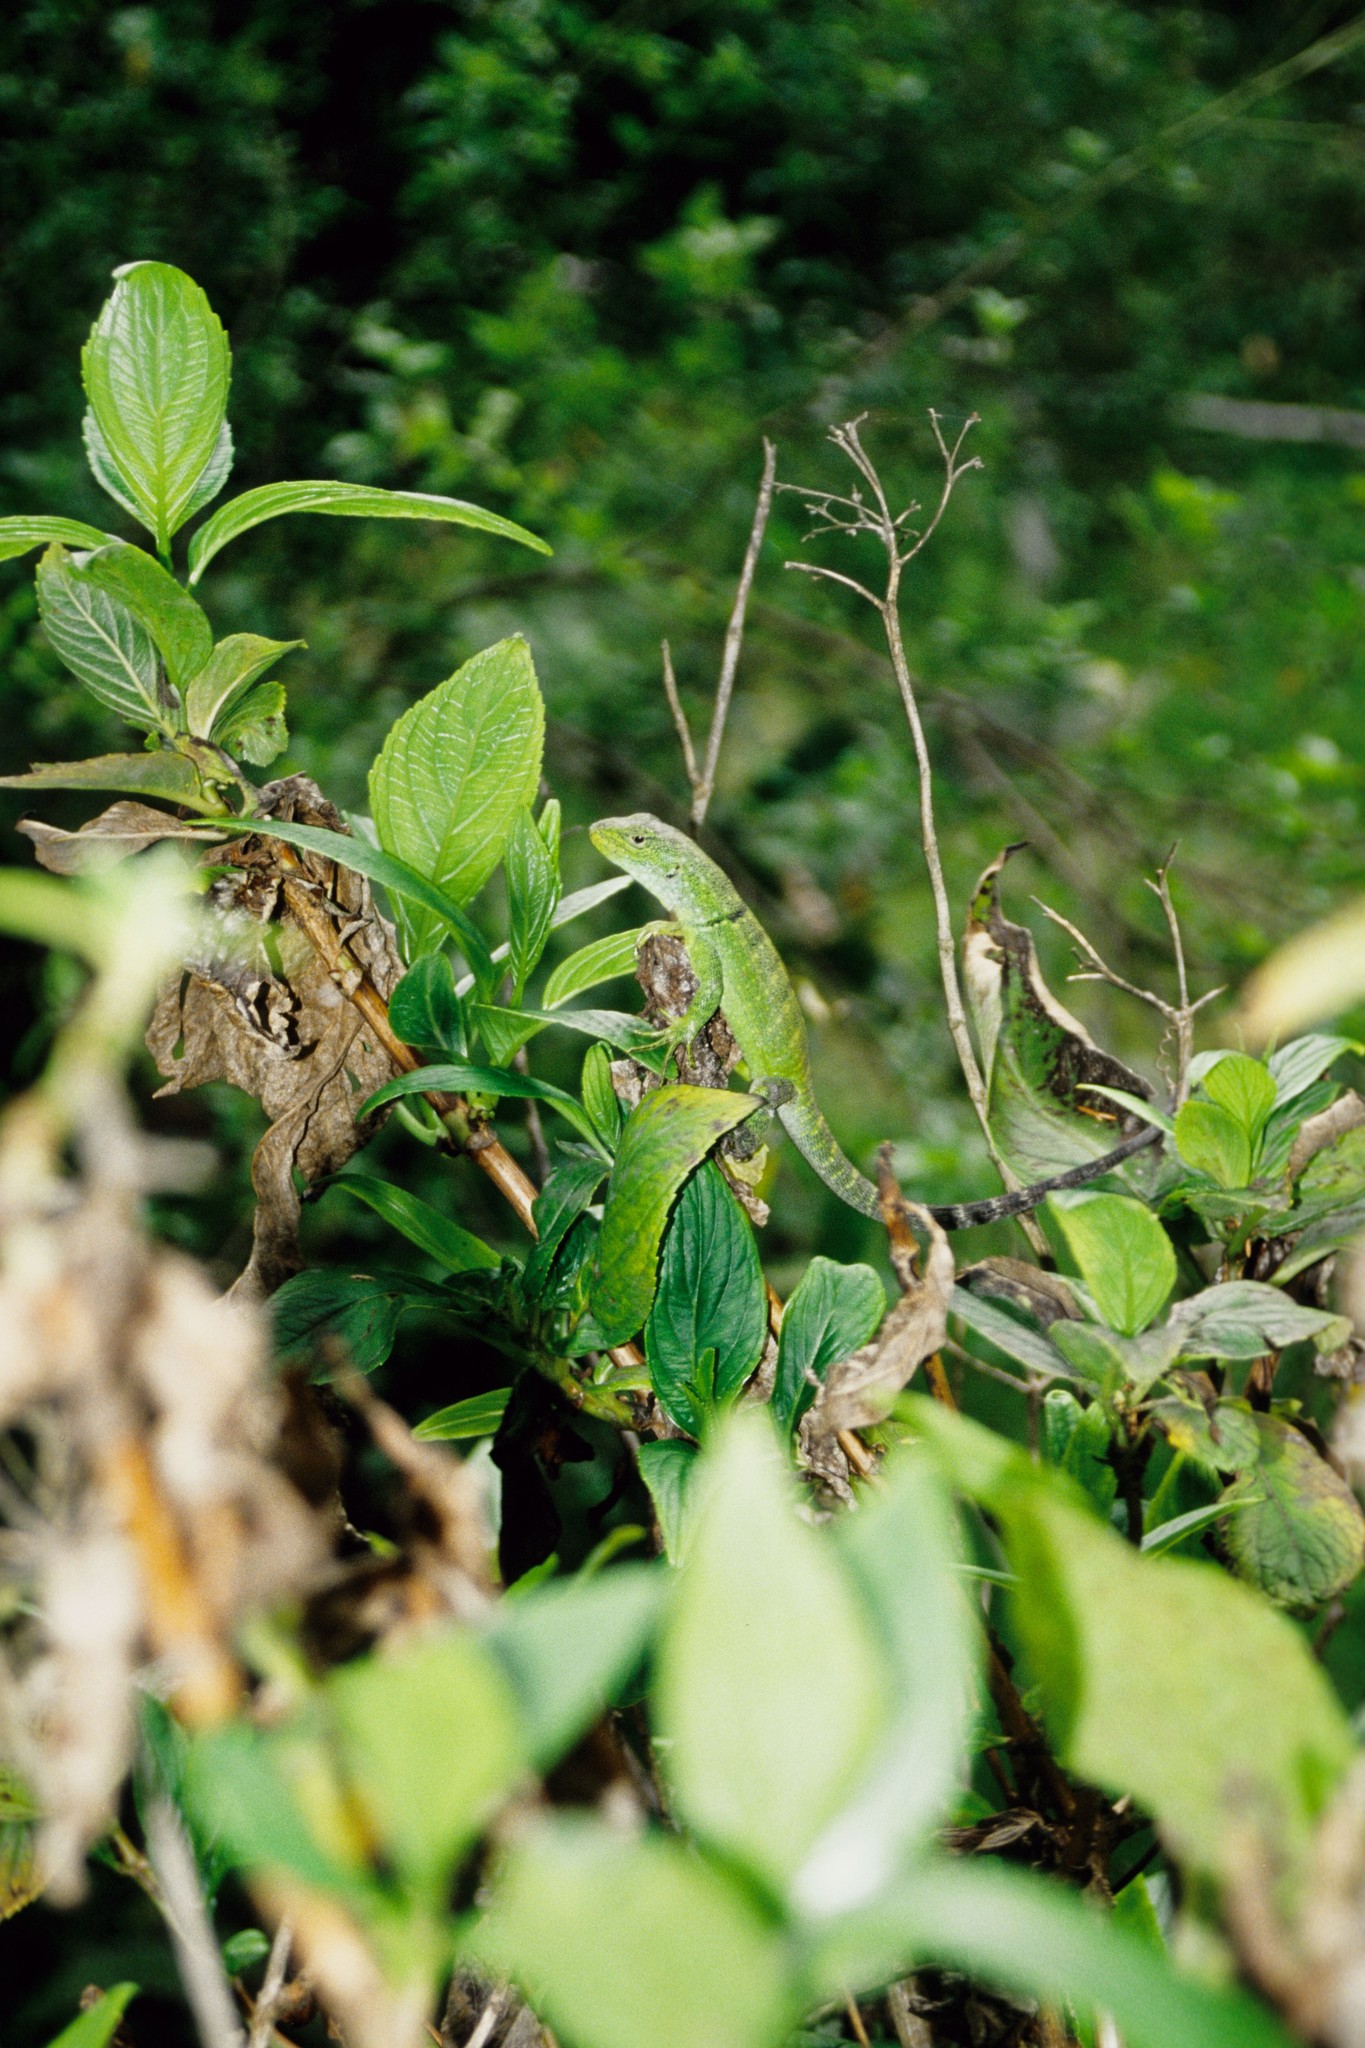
[[590, 811, 697, 910]]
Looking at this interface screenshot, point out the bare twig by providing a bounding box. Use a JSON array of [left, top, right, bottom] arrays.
[[146, 1798, 246, 2048], [660, 641, 699, 788], [246, 1922, 293, 2048], [462, 1991, 507, 2048]]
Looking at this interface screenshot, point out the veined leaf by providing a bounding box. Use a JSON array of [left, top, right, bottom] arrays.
[[1218, 1413, 1365, 1610], [271, 1267, 450, 1377], [949, 1284, 1076, 1380], [216, 678, 287, 765], [184, 632, 304, 738], [0, 514, 114, 563], [78, 540, 212, 689], [506, 804, 560, 998], [645, 1161, 768, 1435], [589, 1085, 761, 1346], [414, 1389, 511, 1441], [187, 477, 550, 582], [581, 1041, 623, 1147], [523, 1152, 609, 1300], [543, 925, 648, 1008], [324, 1171, 500, 1273], [36, 543, 174, 732], [1171, 1279, 1350, 1360], [451, 878, 633, 999], [0, 748, 218, 812], [1047, 1192, 1176, 1337], [389, 952, 466, 1055], [81, 262, 232, 555], [1203, 1052, 1277, 1146], [369, 636, 545, 956], [360, 1060, 607, 1153], [772, 1255, 886, 1436]]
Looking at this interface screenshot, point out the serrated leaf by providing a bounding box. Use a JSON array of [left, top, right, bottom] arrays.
[[78, 540, 212, 689], [0, 748, 218, 811], [180, 416, 234, 521], [369, 636, 545, 956], [1219, 1413, 1365, 1610], [36, 543, 174, 732], [389, 952, 466, 1055], [543, 925, 647, 1008], [657, 1412, 888, 1891], [0, 514, 113, 563], [581, 1042, 623, 1147], [1171, 1279, 1351, 1359], [324, 1171, 500, 1273], [82, 262, 232, 554], [216, 678, 287, 766], [1048, 1191, 1176, 1336], [414, 1389, 511, 1441], [589, 1085, 761, 1346], [506, 804, 560, 999], [1175, 1098, 1254, 1187], [772, 1256, 886, 1435], [185, 632, 304, 738], [645, 1161, 768, 1435], [187, 477, 549, 582]]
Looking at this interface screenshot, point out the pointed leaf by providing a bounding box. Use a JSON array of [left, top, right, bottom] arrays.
[[773, 1256, 886, 1435], [180, 416, 234, 521], [414, 1389, 511, 1441], [1171, 1279, 1351, 1360], [1219, 1413, 1365, 1609], [1203, 1052, 1277, 1144], [184, 632, 304, 738], [523, 1152, 610, 1300], [581, 1041, 622, 1147], [187, 478, 549, 582], [43, 1985, 140, 2048], [543, 925, 647, 1008], [36, 543, 173, 732], [637, 1439, 701, 1565], [589, 1085, 761, 1346], [1048, 1191, 1176, 1337], [216, 678, 287, 766], [81, 262, 232, 554], [369, 635, 545, 955], [324, 1171, 500, 1273], [0, 515, 113, 564], [645, 1161, 768, 1434], [271, 1268, 449, 1377], [389, 952, 466, 1055], [506, 804, 560, 998], [359, 1060, 606, 1152], [1175, 1098, 1254, 1187], [78, 541, 212, 689], [0, 748, 218, 811]]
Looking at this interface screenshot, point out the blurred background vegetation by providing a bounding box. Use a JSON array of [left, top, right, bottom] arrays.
[[4, 0, 1365, 1263]]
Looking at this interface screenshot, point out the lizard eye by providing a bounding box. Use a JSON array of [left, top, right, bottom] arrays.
[[630, 834, 646, 845]]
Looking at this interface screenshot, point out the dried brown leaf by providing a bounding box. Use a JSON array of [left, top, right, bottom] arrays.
[[19, 802, 224, 875]]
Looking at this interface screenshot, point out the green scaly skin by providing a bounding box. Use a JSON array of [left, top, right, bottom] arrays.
[[590, 812, 1158, 1230]]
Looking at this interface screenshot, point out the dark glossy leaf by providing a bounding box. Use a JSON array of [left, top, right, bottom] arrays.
[[637, 1439, 701, 1564], [360, 1060, 605, 1152], [271, 1267, 449, 1377], [645, 1162, 767, 1435], [772, 1255, 886, 1435], [414, 1389, 511, 1440], [523, 1152, 610, 1300], [389, 952, 466, 1055], [324, 1172, 501, 1272]]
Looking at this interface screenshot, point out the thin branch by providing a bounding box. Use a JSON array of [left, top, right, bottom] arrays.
[[246, 1922, 293, 2048], [783, 558, 879, 606], [146, 1798, 246, 2048], [660, 641, 699, 787]]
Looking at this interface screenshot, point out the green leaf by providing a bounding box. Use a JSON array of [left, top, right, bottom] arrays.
[[36, 544, 174, 733], [369, 636, 545, 956], [907, 1396, 1354, 1886], [523, 1152, 609, 1300], [482, 1567, 662, 1767], [324, 1172, 501, 1273], [1142, 1497, 1260, 1558], [1042, 1389, 1117, 1520], [543, 925, 647, 1009], [1174, 1098, 1253, 1188], [388, 953, 466, 1055], [814, 1856, 1297, 2048], [1150, 1393, 1262, 1478], [42, 1985, 140, 2048], [0, 515, 114, 564], [637, 1439, 701, 1564], [271, 1268, 449, 1377], [1219, 1413, 1365, 1610], [644, 1162, 768, 1435], [589, 1085, 761, 1346], [657, 1412, 888, 1892], [211, 815, 496, 990], [220, 1929, 270, 1974], [78, 541, 213, 690], [471, 1818, 791, 2048], [1047, 1191, 1176, 1336], [1203, 1052, 1277, 1145], [581, 1041, 623, 1147], [471, 1003, 659, 1054], [0, 747, 218, 811], [414, 1389, 511, 1441], [185, 1723, 366, 1896], [184, 632, 304, 739], [1171, 1279, 1351, 1359], [187, 477, 550, 583], [506, 804, 560, 1000], [1268, 1033, 1358, 1105], [326, 1628, 524, 1892], [1049, 1317, 1179, 1398], [360, 1060, 606, 1152], [81, 262, 232, 555], [772, 1256, 886, 1436], [949, 1284, 1075, 1379], [216, 677, 287, 766]]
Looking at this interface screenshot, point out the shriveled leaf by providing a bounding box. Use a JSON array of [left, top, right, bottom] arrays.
[[184, 632, 303, 739], [773, 1256, 886, 1435], [0, 748, 218, 811], [36, 543, 173, 732], [0, 514, 114, 563], [1048, 1192, 1176, 1336], [589, 1085, 760, 1346], [324, 1172, 500, 1273], [19, 801, 224, 874], [908, 1396, 1354, 1887], [645, 1161, 768, 1435], [657, 1413, 888, 1891], [187, 477, 549, 583], [543, 925, 648, 1008], [1172, 1280, 1350, 1360], [809, 1206, 954, 1440], [78, 540, 213, 689], [1219, 1413, 1365, 1610], [369, 636, 545, 956], [82, 261, 232, 554], [962, 846, 1154, 1182], [482, 1567, 662, 1767], [388, 952, 465, 1055], [637, 1439, 701, 1565], [414, 1389, 511, 1441], [506, 804, 560, 999], [471, 1819, 791, 2048]]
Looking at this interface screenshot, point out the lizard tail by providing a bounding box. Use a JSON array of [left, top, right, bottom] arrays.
[[776, 1095, 883, 1218]]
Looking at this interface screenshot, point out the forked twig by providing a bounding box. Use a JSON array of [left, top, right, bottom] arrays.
[[661, 438, 777, 828]]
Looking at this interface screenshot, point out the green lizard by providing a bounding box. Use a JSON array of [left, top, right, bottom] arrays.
[[589, 811, 1157, 1230]]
